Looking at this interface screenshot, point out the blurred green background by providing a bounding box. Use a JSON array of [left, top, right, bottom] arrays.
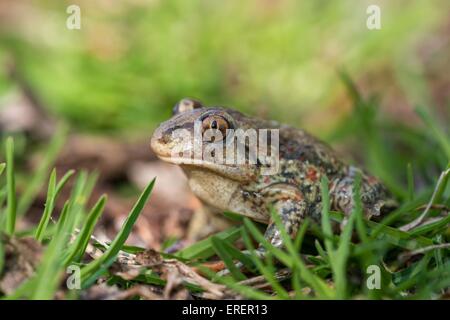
[[0, 1, 449, 301], [0, 0, 448, 137]]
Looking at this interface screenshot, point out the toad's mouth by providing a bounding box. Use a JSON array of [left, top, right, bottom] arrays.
[[156, 154, 241, 171], [155, 154, 258, 182], [156, 155, 210, 166]]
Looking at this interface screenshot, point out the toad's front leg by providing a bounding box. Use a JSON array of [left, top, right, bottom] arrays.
[[258, 189, 308, 253], [217, 188, 308, 275]]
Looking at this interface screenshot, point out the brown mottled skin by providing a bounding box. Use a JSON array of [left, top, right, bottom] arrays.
[[151, 98, 397, 253]]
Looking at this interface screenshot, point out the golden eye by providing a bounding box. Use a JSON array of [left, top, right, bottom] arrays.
[[201, 115, 230, 141]]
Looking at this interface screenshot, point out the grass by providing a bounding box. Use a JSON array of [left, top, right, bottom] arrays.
[[320, 175, 357, 298], [34, 169, 75, 242], [17, 125, 68, 218], [5, 137, 16, 235], [80, 178, 155, 288], [0, 81, 448, 300], [1, 1, 448, 133], [0, 137, 157, 299]]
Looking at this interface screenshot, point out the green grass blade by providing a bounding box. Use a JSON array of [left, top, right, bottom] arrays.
[[198, 266, 275, 300], [291, 270, 304, 300], [80, 178, 156, 287], [34, 169, 56, 241], [35, 169, 74, 241], [433, 164, 449, 204], [30, 200, 77, 299], [329, 211, 434, 249], [320, 175, 357, 298], [243, 216, 332, 297], [392, 253, 432, 293], [353, 177, 369, 244], [333, 205, 356, 299], [66, 171, 89, 220], [243, 218, 292, 266], [241, 228, 290, 299], [406, 163, 415, 201], [0, 235, 4, 275], [3, 277, 37, 300], [55, 201, 70, 234], [55, 170, 75, 196], [314, 239, 329, 263], [371, 192, 429, 234], [72, 171, 100, 228], [0, 188, 7, 226], [415, 106, 450, 159], [5, 137, 17, 235], [269, 207, 334, 298], [17, 125, 67, 217], [0, 163, 5, 177], [244, 213, 332, 298], [223, 211, 245, 222], [217, 237, 255, 272], [409, 213, 450, 237], [174, 226, 242, 260], [320, 176, 334, 254], [339, 70, 363, 103], [294, 219, 310, 252], [64, 195, 107, 264], [211, 235, 247, 281]]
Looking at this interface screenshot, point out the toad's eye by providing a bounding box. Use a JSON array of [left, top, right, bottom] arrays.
[[172, 98, 203, 115], [201, 115, 230, 141]]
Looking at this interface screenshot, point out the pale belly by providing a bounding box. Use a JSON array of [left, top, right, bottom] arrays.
[[184, 168, 270, 224]]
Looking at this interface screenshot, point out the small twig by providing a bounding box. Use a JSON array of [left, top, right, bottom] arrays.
[[399, 243, 450, 261], [400, 169, 449, 232], [69, 225, 226, 298], [239, 268, 291, 286], [413, 204, 449, 213], [381, 259, 396, 274], [110, 285, 162, 300], [69, 226, 138, 265], [165, 259, 226, 297]]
